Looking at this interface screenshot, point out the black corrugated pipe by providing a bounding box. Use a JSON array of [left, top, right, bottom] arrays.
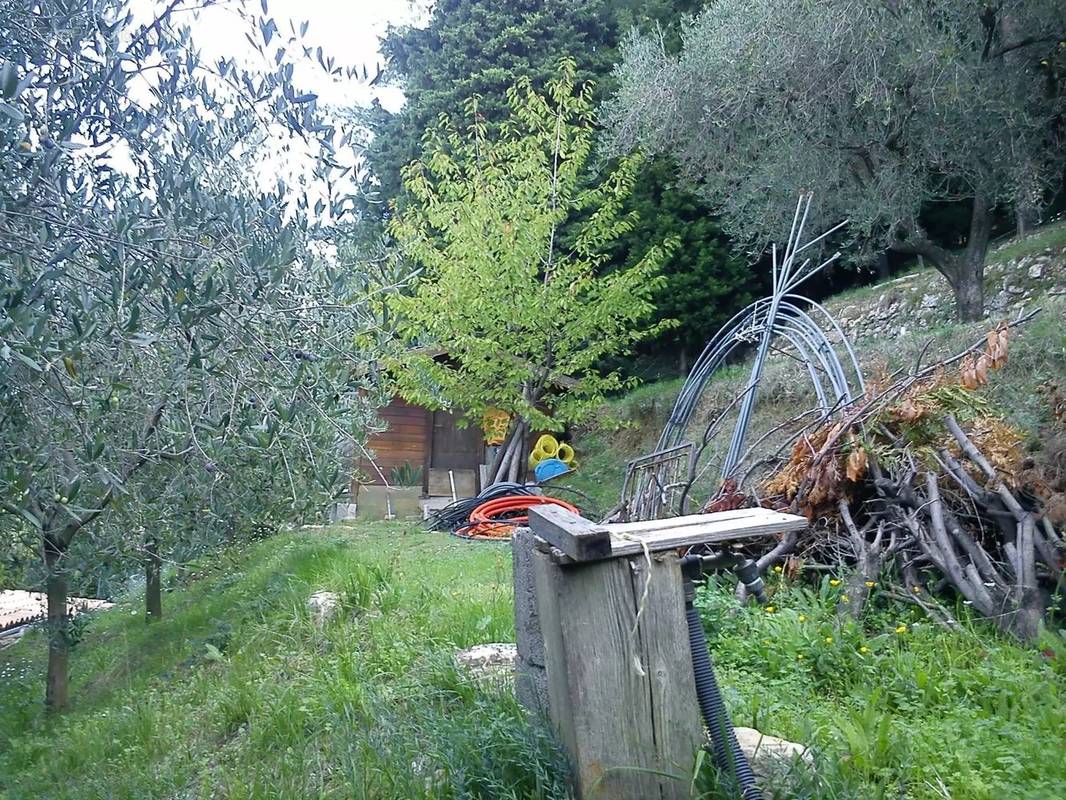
[[684, 581, 763, 799]]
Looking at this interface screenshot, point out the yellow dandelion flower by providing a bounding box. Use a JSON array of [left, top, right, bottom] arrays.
[[797, 654, 804, 660], [895, 625, 908, 634], [764, 605, 775, 613], [798, 614, 807, 623], [824, 636, 833, 644], [829, 579, 841, 587], [864, 581, 876, 588], [911, 585, 922, 593], [841, 594, 850, 603], [773, 565, 783, 574], [859, 646, 869, 654]]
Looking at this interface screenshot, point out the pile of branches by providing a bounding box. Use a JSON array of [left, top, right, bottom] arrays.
[[718, 315, 1065, 642]]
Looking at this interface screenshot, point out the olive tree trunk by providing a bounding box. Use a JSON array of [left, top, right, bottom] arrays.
[[893, 194, 991, 322], [43, 534, 70, 712], [145, 535, 162, 622]]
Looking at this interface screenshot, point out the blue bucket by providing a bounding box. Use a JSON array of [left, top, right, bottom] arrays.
[[534, 457, 571, 482]]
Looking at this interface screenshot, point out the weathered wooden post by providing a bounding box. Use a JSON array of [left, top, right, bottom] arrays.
[[515, 505, 806, 800]]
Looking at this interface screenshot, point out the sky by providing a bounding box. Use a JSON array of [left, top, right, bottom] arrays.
[[178, 0, 426, 112], [167, 0, 427, 210]]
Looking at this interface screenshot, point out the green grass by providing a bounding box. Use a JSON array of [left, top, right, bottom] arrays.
[[990, 218, 1066, 263], [0, 524, 568, 800], [2, 525, 1064, 799], [694, 576, 1066, 799]]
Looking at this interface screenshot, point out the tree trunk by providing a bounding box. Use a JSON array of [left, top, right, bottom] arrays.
[[44, 534, 70, 712], [507, 420, 527, 483], [145, 535, 162, 622], [954, 194, 992, 322], [875, 251, 891, 281], [1015, 204, 1038, 239]]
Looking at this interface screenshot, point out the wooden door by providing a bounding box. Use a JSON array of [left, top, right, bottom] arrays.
[[429, 410, 483, 470]]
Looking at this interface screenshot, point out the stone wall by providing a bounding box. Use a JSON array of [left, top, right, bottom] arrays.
[[828, 241, 1066, 342]]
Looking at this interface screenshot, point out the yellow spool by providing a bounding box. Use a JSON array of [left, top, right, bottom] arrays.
[[557, 443, 575, 464], [535, 434, 559, 458]]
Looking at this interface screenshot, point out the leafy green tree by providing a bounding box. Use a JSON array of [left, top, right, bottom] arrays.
[[366, 0, 618, 206], [607, 0, 1066, 321], [365, 0, 755, 367], [387, 63, 674, 483], [1, 0, 380, 709], [610, 158, 754, 366]]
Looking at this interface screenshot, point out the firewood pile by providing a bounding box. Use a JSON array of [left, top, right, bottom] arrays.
[[710, 315, 1065, 642]]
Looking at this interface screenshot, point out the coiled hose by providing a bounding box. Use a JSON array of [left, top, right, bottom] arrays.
[[685, 602, 763, 800]]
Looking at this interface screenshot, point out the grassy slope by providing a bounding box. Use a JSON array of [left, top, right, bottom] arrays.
[[1, 525, 1064, 799], [0, 525, 568, 800]]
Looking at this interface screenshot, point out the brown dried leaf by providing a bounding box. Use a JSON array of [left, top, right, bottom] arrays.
[[846, 444, 868, 482], [895, 398, 924, 422], [960, 355, 979, 390]]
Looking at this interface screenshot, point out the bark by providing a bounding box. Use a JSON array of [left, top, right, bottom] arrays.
[[955, 194, 992, 322], [889, 194, 991, 322], [145, 535, 162, 622], [490, 421, 525, 485], [1015, 205, 1038, 239], [838, 502, 882, 619], [44, 534, 70, 712], [875, 251, 891, 281]]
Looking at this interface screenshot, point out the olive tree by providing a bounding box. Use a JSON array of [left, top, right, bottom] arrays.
[[1, 0, 381, 709], [607, 0, 1066, 321]]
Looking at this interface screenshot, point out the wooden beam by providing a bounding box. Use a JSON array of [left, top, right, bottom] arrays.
[[528, 505, 612, 562], [604, 509, 806, 557], [531, 549, 700, 798]]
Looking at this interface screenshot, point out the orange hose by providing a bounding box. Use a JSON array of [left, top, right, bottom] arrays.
[[459, 495, 580, 540]]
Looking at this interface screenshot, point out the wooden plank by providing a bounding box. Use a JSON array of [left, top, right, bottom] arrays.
[[628, 553, 702, 790], [606, 507, 772, 535], [603, 509, 806, 558], [532, 549, 698, 799], [529, 505, 612, 562]]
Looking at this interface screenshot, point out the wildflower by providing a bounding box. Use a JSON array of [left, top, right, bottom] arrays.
[[864, 581, 876, 588], [824, 636, 833, 644], [859, 646, 869, 654], [764, 605, 775, 613], [829, 579, 841, 587], [773, 565, 783, 574], [798, 614, 807, 623], [840, 594, 850, 603], [911, 585, 922, 593], [797, 654, 804, 660], [895, 624, 908, 634]]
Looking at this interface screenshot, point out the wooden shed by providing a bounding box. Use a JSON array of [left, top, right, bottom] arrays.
[[354, 396, 486, 499]]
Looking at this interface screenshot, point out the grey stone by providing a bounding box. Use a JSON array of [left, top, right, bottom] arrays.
[[307, 590, 340, 627], [454, 642, 517, 683], [1028, 263, 1044, 279], [920, 293, 938, 309], [733, 727, 813, 782], [330, 502, 357, 522]]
